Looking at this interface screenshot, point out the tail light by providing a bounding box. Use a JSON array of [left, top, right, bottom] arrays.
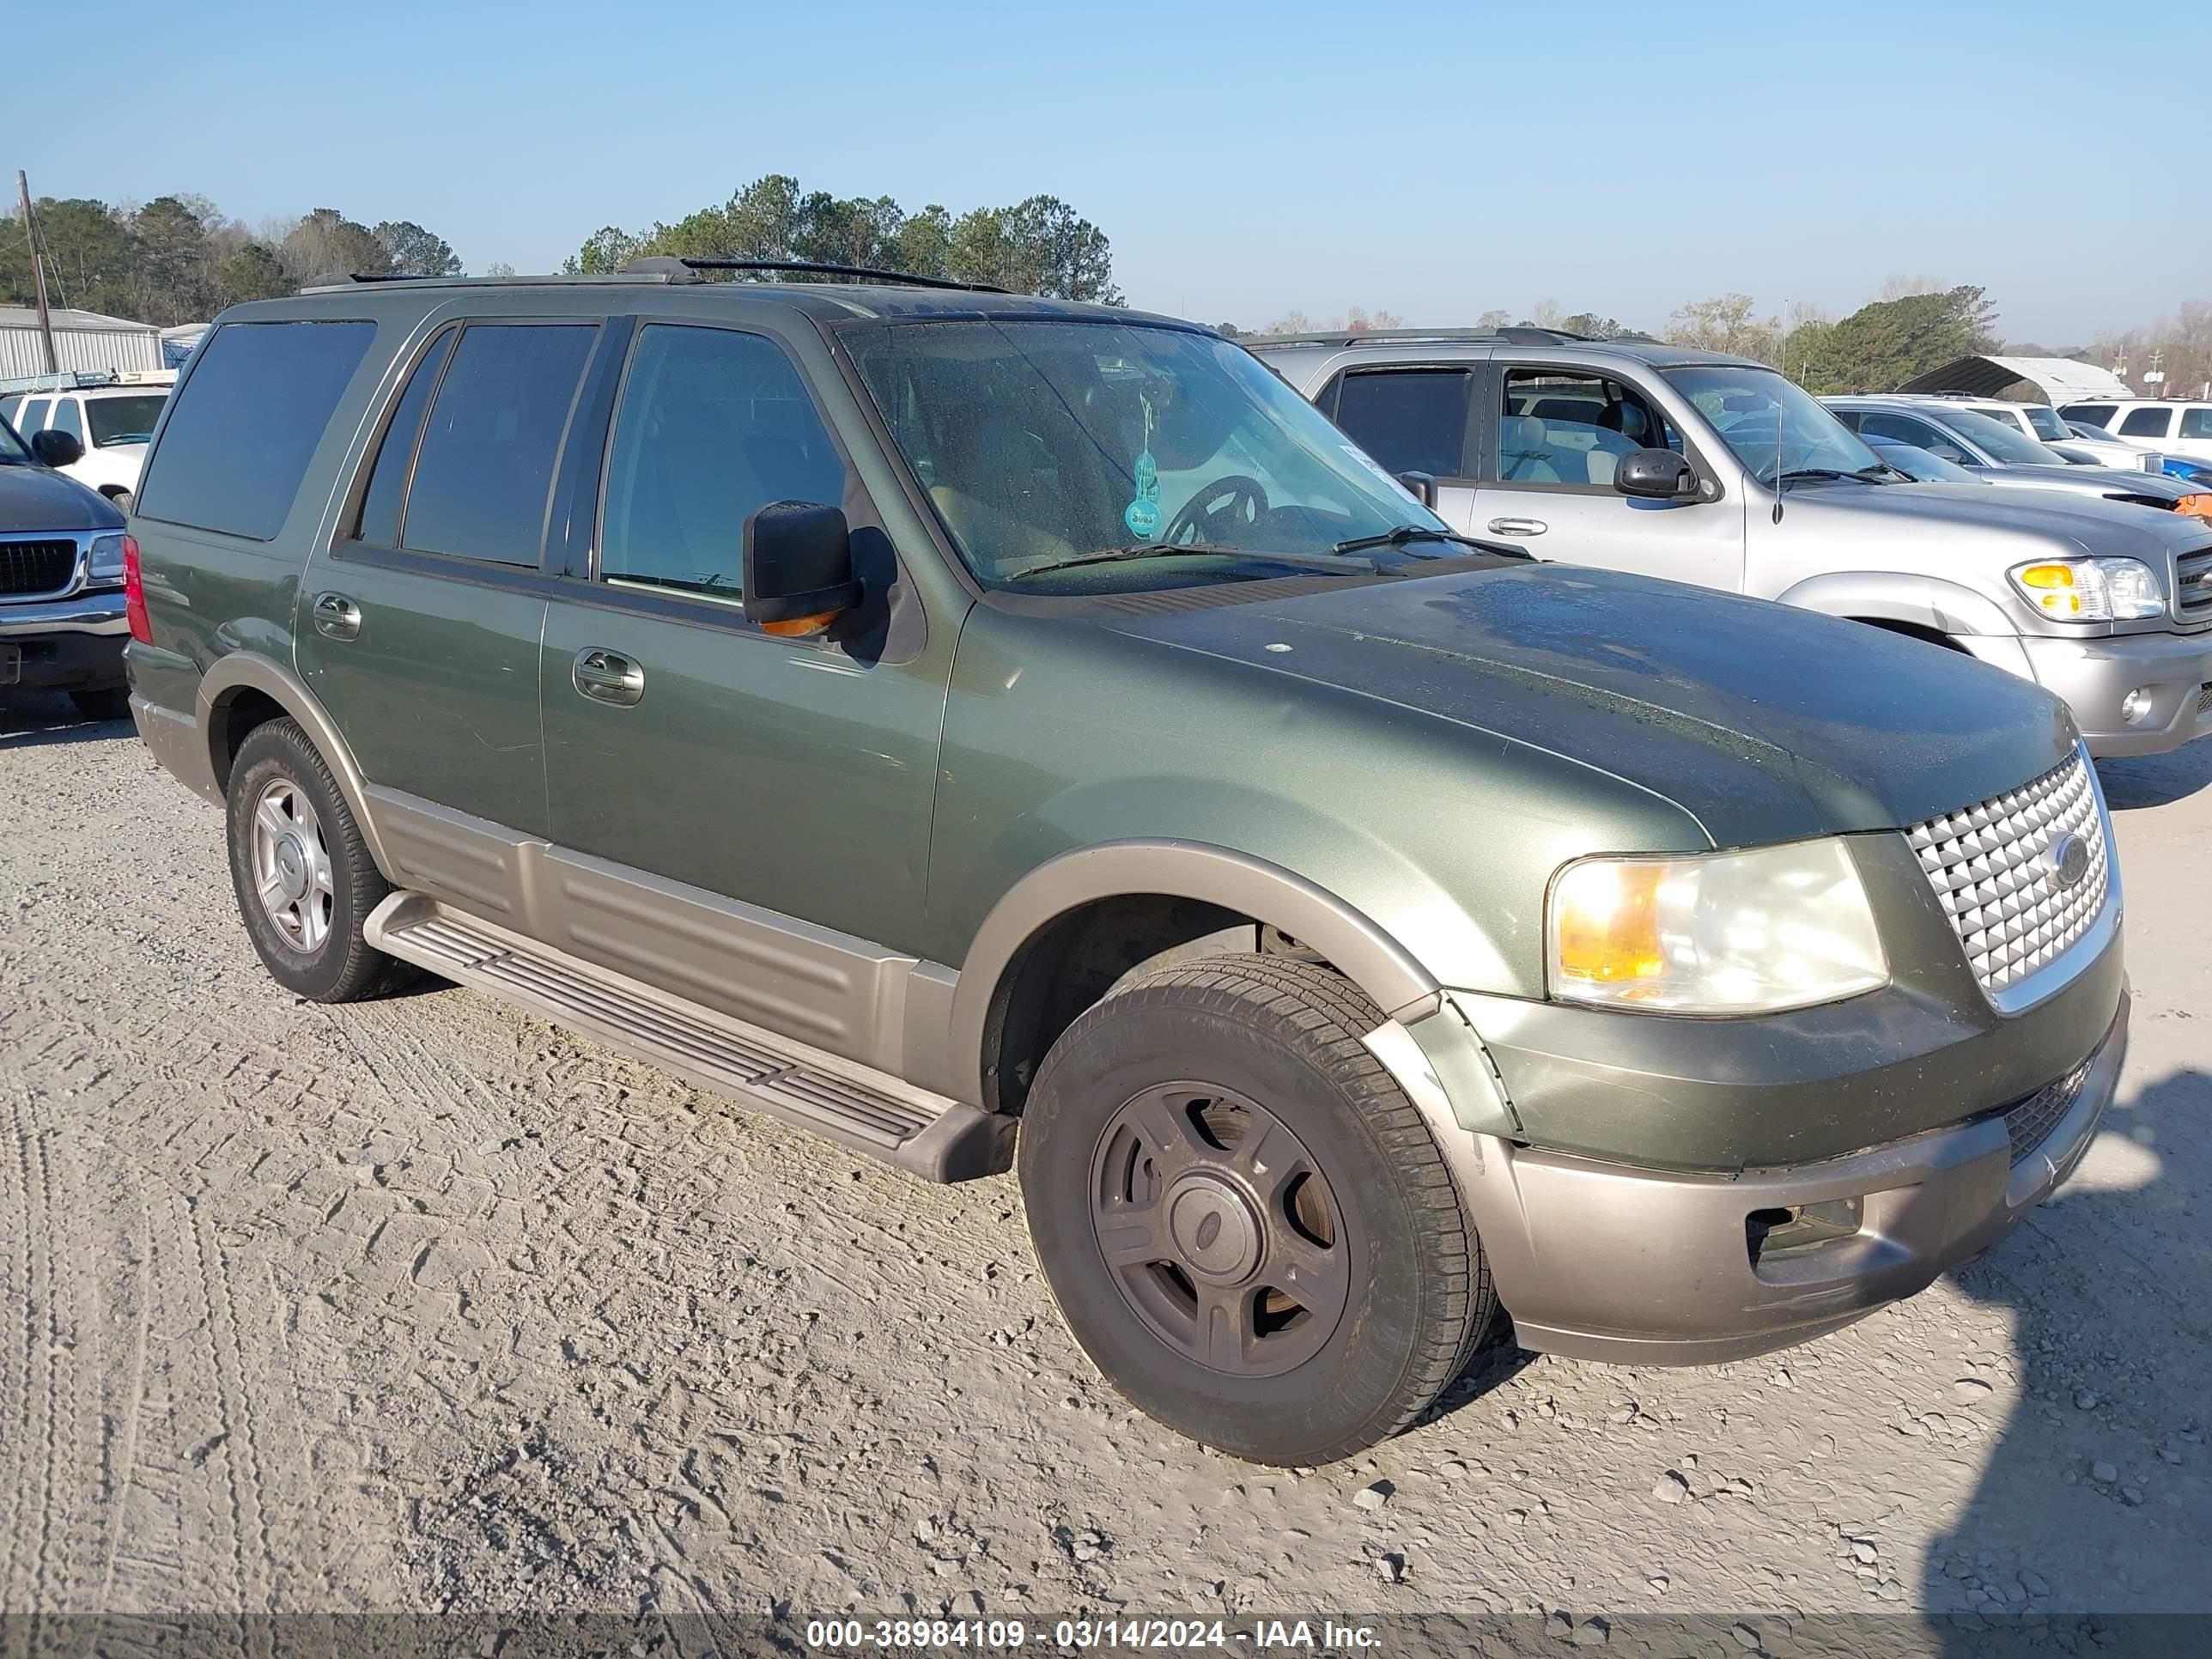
[[123, 534, 151, 643]]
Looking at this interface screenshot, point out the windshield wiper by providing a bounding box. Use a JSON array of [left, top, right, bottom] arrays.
[[1008, 545, 1379, 582], [1332, 524, 1499, 556]]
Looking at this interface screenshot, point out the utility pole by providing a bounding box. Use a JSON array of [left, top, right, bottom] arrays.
[[15, 170, 58, 373]]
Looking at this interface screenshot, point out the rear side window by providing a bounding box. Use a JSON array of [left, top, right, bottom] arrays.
[[1331, 368, 1474, 480], [0, 396, 20, 428], [47, 398, 83, 442], [2063, 404, 2115, 428], [598, 325, 846, 601], [137, 320, 376, 540], [2119, 406, 2172, 438], [399, 323, 598, 567], [19, 398, 52, 433], [353, 329, 458, 548]]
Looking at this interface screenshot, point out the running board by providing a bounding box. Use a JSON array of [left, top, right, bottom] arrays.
[[364, 893, 1013, 1182]]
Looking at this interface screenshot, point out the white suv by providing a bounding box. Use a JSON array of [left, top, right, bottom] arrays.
[[0, 370, 174, 511], [2061, 399, 2212, 465]]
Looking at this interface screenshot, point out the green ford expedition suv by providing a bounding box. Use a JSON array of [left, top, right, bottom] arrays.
[[124, 266, 2129, 1467]]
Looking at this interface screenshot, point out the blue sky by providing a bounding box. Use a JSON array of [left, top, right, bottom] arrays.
[[15, 0, 2203, 343]]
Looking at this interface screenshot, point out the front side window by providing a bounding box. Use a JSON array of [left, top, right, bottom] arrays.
[[1331, 368, 1473, 481], [2181, 409, 2212, 440], [137, 320, 377, 540], [2020, 405, 2073, 442], [19, 399, 52, 434], [86, 393, 168, 447], [47, 398, 83, 442], [846, 320, 1443, 592], [1664, 366, 1880, 486], [0, 407, 27, 463], [1936, 407, 2068, 465], [400, 323, 598, 567], [1495, 369, 1677, 487], [2119, 405, 2174, 439], [2063, 404, 2115, 428], [1858, 412, 1964, 458], [598, 325, 847, 603], [0, 396, 21, 430]]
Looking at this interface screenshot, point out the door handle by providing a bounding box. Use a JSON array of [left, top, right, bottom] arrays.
[[572, 647, 645, 708], [312, 592, 362, 641], [1486, 517, 1548, 538]]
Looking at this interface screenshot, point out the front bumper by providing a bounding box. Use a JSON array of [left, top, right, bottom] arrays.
[[0, 591, 129, 690], [2020, 628, 2212, 756], [1482, 991, 2128, 1364]]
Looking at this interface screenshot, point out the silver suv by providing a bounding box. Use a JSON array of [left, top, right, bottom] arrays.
[[1250, 328, 2212, 757]]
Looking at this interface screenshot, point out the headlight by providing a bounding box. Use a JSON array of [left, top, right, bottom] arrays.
[[2008, 556, 2164, 620], [1547, 840, 1888, 1014], [88, 534, 127, 586]]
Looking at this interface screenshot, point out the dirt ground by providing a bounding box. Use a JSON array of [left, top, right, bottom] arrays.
[[2, 690, 2207, 1644]]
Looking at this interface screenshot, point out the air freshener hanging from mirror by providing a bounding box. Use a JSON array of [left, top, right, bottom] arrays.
[[1123, 396, 1163, 541]]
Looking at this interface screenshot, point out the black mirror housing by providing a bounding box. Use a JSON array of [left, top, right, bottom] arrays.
[[1613, 447, 1698, 501], [743, 501, 862, 628], [31, 428, 84, 469], [1395, 471, 1439, 509]]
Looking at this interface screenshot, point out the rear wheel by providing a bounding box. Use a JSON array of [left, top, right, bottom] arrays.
[[225, 717, 412, 1001], [1019, 953, 1491, 1465], [69, 686, 131, 721]]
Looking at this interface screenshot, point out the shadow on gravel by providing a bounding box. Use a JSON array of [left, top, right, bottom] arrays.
[[1923, 1065, 2212, 1647], [2096, 742, 2212, 811], [0, 690, 129, 749]]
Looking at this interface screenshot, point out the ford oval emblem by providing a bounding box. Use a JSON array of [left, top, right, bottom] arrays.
[[2047, 832, 2091, 890]]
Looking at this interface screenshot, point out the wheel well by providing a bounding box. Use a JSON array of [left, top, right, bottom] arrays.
[[99, 484, 128, 500], [1850, 617, 1967, 653], [981, 894, 1328, 1115], [207, 688, 289, 795]]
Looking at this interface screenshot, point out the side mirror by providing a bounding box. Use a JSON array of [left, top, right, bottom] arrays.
[[1395, 471, 1439, 508], [31, 428, 83, 469], [1613, 447, 1698, 501], [743, 501, 861, 637]]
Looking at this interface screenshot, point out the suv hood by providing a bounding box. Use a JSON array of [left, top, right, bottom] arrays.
[[1788, 477, 2201, 558], [0, 465, 125, 533], [1993, 464, 2195, 503], [1105, 562, 2075, 848]]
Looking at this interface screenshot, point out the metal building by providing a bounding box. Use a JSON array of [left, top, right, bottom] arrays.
[[0, 306, 167, 376]]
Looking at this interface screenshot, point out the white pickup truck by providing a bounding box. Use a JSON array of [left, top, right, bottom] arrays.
[[0, 368, 175, 512]]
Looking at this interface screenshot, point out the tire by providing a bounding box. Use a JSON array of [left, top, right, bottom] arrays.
[[225, 717, 413, 1002], [69, 686, 131, 722], [1019, 953, 1492, 1465]]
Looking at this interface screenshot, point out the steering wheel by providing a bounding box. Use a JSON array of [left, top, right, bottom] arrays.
[[1164, 474, 1268, 546]]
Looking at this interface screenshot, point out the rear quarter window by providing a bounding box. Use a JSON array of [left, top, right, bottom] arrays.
[[137, 319, 377, 541]]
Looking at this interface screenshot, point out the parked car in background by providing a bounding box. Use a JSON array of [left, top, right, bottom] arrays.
[[2061, 399, 2212, 465], [0, 369, 175, 511], [0, 408, 132, 719], [1826, 396, 2211, 519], [1879, 393, 2163, 471], [122, 271, 2132, 1466], [1249, 327, 2212, 756]]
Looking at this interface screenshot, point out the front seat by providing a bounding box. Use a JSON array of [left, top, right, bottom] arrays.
[[1585, 400, 1650, 487], [1498, 414, 1561, 483]]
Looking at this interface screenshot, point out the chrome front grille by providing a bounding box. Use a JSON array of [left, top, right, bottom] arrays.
[[2178, 548, 2212, 615], [1906, 747, 2112, 1006], [0, 538, 79, 599]]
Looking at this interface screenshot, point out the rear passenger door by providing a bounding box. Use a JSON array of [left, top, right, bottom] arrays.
[[538, 317, 950, 966], [1471, 362, 1745, 592], [299, 317, 603, 836], [1317, 366, 1481, 531]]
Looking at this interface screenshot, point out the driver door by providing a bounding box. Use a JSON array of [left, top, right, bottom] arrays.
[[1470, 362, 1746, 592]]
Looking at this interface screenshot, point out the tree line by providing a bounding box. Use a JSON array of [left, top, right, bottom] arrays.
[[1, 195, 469, 328], [567, 174, 1121, 303]]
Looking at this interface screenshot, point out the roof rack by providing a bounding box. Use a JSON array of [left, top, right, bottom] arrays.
[[0, 367, 176, 395], [1242, 325, 1596, 349], [656, 257, 1008, 294]]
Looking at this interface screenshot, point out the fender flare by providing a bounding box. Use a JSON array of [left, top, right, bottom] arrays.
[[1775, 570, 2018, 641], [194, 652, 394, 876]]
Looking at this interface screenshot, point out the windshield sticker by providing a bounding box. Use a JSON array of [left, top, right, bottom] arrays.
[[1341, 442, 1417, 500], [1124, 396, 1164, 540]]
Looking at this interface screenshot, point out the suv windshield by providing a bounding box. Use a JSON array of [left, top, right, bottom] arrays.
[[1662, 365, 1881, 485], [86, 392, 168, 447], [1940, 407, 2069, 466], [845, 319, 1445, 591]]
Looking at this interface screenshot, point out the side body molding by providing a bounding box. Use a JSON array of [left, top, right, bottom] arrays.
[[193, 651, 396, 874]]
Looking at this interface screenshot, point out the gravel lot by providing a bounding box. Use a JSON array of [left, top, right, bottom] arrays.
[[2, 690, 2207, 1644]]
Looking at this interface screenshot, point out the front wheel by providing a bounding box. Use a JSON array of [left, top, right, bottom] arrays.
[[1018, 953, 1492, 1465]]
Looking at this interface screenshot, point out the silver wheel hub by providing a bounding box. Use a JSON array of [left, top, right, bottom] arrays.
[[1165, 1173, 1263, 1283], [248, 779, 334, 952]]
